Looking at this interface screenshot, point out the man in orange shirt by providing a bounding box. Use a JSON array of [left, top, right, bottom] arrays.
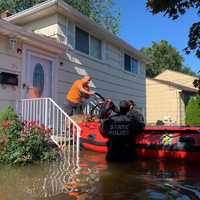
[[66, 75, 95, 116]]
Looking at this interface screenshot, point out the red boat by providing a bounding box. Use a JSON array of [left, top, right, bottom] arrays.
[[79, 122, 200, 162]]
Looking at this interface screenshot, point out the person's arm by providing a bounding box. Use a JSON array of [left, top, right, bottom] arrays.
[[78, 84, 94, 96], [129, 111, 145, 133]]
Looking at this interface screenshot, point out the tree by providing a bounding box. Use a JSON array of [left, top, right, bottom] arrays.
[[185, 96, 200, 125], [181, 65, 197, 76], [193, 71, 200, 95], [0, 0, 120, 34], [141, 40, 195, 77], [146, 0, 200, 59]]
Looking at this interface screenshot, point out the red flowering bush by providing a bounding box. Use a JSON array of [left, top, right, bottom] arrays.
[[0, 108, 59, 165], [22, 120, 52, 136]]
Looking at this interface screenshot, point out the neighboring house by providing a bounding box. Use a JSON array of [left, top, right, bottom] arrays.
[[0, 0, 150, 116], [146, 70, 197, 125], [155, 69, 197, 89]]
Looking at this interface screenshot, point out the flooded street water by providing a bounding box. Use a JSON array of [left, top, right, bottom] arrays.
[[0, 150, 200, 200]]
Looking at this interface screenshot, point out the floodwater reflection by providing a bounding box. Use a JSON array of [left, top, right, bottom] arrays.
[[0, 150, 200, 200]]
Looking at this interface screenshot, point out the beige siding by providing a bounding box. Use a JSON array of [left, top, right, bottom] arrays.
[[0, 35, 22, 111], [23, 14, 59, 39], [155, 70, 197, 89], [146, 79, 181, 125]]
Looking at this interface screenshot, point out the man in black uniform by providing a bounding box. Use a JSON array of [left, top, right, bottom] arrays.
[[100, 100, 138, 162], [127, 100, 145, 133]]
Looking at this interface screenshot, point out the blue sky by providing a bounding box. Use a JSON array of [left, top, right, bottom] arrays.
[[116, 0, 199, 73]]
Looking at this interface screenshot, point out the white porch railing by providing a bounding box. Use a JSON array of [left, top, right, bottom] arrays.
[[83, 101, 100, 116], [16, 98, 81, 158]]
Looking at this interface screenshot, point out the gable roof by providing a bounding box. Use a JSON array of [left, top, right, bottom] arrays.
[[155, 69, 197, 79], [4, 0, 151, 64], [148, 78, 197, 93]]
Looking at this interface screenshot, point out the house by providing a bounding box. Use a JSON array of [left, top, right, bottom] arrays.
[[0, 0, 150, 116], [146, 70, 197, 125]]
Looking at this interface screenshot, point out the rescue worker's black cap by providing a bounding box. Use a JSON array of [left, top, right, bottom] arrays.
[[119, 100, 130, 114]]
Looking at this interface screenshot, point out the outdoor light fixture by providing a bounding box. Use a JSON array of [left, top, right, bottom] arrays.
[[17, 48, 22, 54], [9, 38, 17, 50]]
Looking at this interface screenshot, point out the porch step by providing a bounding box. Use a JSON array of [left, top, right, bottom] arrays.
[[50, 135, 72, 147]]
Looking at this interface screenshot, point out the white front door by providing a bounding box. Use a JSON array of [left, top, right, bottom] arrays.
[[26, 55, 52, 98]]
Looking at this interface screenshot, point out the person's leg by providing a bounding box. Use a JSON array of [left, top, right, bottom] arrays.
[[74, 103, 83, 115], [65, 101, 75, 116]]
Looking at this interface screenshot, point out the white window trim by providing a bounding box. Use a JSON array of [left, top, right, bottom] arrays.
[[65, 17, 68, 45], [73, 48, 106, 65], [131, 57, 139, 75], [66, 24, 141, 74], [89, 33, 91, 56], [70, 21, 75, 49], [74, 26, 90, 55], [89, 34, 103, 60], [73, 26, 103, 61], [124, 52, 140, 76]]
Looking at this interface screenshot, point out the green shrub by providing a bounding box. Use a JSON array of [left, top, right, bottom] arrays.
[[0, 120, 60, 165], [185, 96, 200, 126], [0, 106, 18, 122]]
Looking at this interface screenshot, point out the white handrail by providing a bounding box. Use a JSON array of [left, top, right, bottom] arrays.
[[16, 97, 81, 160], [83, 101, 101, 115]]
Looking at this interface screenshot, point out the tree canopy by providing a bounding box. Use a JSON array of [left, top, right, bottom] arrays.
[[0, 0, 120, 34], [193, 71, 200, 95], [141, 40, 195, 78], [146, 0, 200, 59], [186, 96, 200, 125]]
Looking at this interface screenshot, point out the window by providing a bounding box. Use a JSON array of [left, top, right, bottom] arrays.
[[131, 58, 139, 74], [124, 54, 131, 71], [90, 36, 102, 59], [68, 21, 75, 48], [75, 27, 89, 54], [75, 26, 102, 60], [33, 63, 44, 94], [124, 54, 139, 74]]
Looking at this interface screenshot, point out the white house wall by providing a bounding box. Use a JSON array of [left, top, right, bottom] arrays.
[[57, 49, 146, 113], [0, 35, 22, 110], [7, 12, 146, 115], [105, 44, 123, 69], [53, 15, 146, 114], [23, 14, 59, 39]]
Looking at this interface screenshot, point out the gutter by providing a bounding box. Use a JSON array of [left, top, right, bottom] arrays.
[[5, 0, 58, 22]]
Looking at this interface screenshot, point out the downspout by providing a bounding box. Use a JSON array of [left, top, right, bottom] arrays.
[[176, 90, 182, 126]]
